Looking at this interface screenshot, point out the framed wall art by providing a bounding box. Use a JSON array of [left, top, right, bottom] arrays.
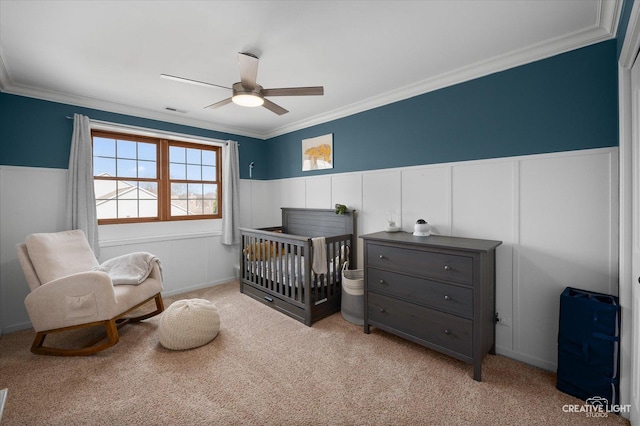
[[302, 134, 333, 171]]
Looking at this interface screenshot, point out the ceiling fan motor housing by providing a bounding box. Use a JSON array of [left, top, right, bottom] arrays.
[[232, 82, 264, 107]]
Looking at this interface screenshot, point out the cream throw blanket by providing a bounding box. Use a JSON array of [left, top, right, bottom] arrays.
[[311, 237, 327, 275], [93, 252, 161, 285]]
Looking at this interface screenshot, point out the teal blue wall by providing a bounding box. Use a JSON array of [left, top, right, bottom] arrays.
[[0, 93, 267, 179], [266, 40, 618, 180], [0, 39, 619, 181]]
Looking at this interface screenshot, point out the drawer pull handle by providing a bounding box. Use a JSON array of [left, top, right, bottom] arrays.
[[444, 265, 451, 271], [379, 279, 385, 285], [443, 329, 451, 335], [379, 254, 385, 259], [380, 308, 386, 313], [264, 296, 274, 303], [444, 295, 451, 301]]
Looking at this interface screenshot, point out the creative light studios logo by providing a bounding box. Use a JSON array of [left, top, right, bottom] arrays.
[[562, 396, 632, 418]]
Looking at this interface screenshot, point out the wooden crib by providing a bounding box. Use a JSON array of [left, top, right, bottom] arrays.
[[239, 208, 355, 326]]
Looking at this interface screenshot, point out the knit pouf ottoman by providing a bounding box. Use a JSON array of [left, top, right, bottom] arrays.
[[158, 298, 220, 350]]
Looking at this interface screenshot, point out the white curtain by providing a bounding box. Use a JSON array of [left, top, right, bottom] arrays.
[[221, 140, 240, 245], [66, 114, 100, 256]]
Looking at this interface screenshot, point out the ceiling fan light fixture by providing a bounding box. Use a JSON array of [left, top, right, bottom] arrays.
[[231, 82, 264, 107], [232, 93, 264, 107]]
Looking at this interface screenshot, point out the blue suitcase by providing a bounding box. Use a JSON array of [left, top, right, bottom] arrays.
[[557, 287, 620, 407]]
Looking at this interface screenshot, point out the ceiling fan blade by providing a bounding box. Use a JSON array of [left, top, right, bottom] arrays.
[[238, 52, 259, 90], [204, 97, 233, 109], [160, 74, 231, 90], [262, 86, 324, 97], [262, 99, 289, 115]]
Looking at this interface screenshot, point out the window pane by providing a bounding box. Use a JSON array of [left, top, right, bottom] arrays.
[[97, 199, 117, 219], [170, 146, 185, 163], [94, 179, 117, 200], [171, 183, 187, 199], [203, 184, 217, 198], [118, 200, 138, 218], [117, 140, 137, 159], [186, 148, 201, 165], [138, 200, 158, 218], [117, 159, 138, 178], [204, 184, 218, 214], [203, 199, 217, 214], [94, 137, 115, 157], [171, 202, 188, 216], [138, 160, 156, 179], [187, 183, 204, 216], [188, 183, 203, 196], [94, 157, 116, 176], [170, 162, 186, 179], [188, 201, 203, 215], [139, 182, 157, 199], [138, 142, 156, 161], [118, 180, 137, 198], [186, 164, 201, 180], [202, 150, 216, 166], [202, 165, 216, 181]]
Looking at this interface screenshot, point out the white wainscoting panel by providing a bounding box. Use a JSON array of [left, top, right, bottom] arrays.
[[251, 179, 281, 228], [516, 150, 617, 369], [243, 147, 618, 372], [305, 176, 332, 209], [401, 166, 451, 235], [279, 178, 306, 211], [362, 170, 402, 235], [0, 166, 69, 332], [331, 173, 363, 214], [331, 173, 364, 267], [451, 160, 516, 354], [239, 179, 253, 228]]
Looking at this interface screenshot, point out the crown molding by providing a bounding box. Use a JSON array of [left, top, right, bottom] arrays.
[[0, 0, 621, 141]]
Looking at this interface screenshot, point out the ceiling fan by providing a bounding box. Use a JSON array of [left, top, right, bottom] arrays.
[[161, 52, 324, 115]]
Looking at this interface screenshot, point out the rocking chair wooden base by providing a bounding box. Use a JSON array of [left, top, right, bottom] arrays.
[[30, 293, 165, 356]]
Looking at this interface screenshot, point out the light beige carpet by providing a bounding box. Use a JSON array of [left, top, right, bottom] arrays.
[[0, 281, 630, 425]]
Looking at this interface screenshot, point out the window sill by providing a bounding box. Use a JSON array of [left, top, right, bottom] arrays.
[[98, 219, 222, 247]]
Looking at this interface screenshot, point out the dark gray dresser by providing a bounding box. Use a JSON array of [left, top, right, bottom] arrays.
[[361, 231, 501, 381]]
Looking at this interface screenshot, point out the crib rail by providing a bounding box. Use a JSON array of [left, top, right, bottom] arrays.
[[239, 227, 351, 309]]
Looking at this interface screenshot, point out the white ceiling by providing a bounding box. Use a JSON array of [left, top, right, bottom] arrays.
[[0, 0, 621, 140]]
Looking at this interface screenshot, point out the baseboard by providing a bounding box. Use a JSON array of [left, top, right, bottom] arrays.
[[495, 346, 557, 372], [161, 277, 237, 298], [1, 321, 33, 334]]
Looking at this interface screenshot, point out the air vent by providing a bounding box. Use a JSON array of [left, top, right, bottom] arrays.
[[165, 107, 187, 113]]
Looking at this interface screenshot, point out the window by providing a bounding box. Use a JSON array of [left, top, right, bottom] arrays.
[[92, 130, 222, 224]]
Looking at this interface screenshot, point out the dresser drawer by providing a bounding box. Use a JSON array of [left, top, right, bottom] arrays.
[[368, 292, 472, 357], [367, 243, 473, 284], [367, 268, 473, 318]]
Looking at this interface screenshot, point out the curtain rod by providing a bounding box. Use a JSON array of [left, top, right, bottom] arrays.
[[65, 115, 238, 146]]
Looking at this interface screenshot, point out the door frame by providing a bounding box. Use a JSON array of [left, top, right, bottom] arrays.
[[619, 1, 640, 420]]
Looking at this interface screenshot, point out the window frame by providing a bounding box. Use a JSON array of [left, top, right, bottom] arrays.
[[92, 129, 222, 225]]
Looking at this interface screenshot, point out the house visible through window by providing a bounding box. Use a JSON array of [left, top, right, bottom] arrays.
[[92, 130, 222, 224]]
